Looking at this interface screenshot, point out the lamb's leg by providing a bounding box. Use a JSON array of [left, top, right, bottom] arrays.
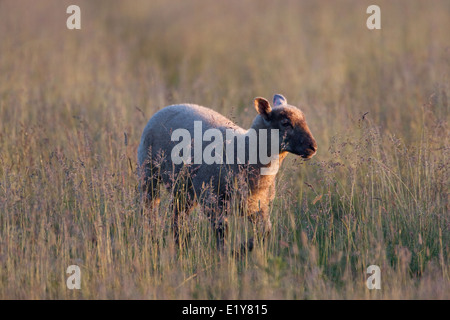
[[142, 175, 161, 211], [171, 188, 196, 248], [244, 211, 272, 252], [204, 198, 228, 251], [212, 216, 228, 251], [140, 161, 161, 213], [139, 165, 162, 244]]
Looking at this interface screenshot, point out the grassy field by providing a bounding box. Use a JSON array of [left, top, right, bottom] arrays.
[[0, 0, 448, 299]]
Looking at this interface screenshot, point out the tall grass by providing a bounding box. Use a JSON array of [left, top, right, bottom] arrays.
[[0, 0, 448, 299]]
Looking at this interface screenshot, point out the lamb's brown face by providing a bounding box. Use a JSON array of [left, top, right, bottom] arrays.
[[254, 95, 317, 159], [271, 106, 317, 159]]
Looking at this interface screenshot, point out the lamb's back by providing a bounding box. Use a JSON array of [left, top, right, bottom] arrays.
[[138, 104, 244, 166]]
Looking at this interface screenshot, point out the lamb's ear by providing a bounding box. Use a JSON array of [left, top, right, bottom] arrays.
[[254, 97, 272, 120], [273, 94, 287, 107]]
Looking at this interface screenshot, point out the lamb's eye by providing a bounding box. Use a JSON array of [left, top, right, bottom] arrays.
[[281, 120, 291, 128]]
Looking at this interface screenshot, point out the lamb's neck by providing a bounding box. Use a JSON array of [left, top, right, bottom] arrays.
[[242, 124, 287, 177]]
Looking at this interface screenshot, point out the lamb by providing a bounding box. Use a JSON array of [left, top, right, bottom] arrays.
[[137, 94, 317, 250]]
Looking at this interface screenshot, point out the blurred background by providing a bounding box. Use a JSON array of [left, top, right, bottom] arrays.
[[1, 0, 448, 144], [0, 0, 448, 299]]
